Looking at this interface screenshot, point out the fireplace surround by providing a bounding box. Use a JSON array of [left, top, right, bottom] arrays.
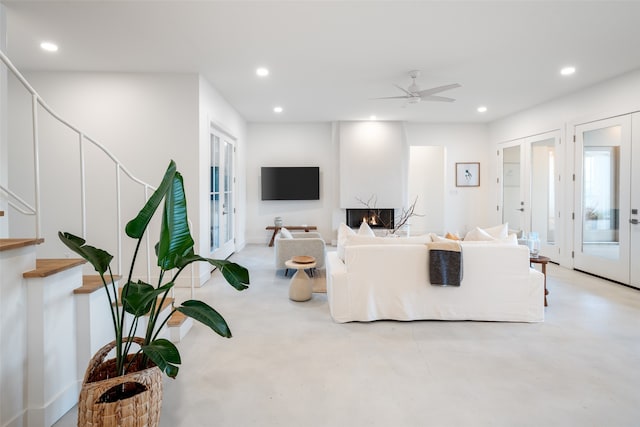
[[345, 209, 394, 229]]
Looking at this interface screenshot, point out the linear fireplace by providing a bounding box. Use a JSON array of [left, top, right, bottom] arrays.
[[346, 208, 394, 229]]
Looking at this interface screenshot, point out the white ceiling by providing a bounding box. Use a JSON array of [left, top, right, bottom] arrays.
[[4, 1, 640, 123]]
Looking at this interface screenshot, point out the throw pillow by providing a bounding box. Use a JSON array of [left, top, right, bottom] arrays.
[[337, 223, 356, 260], [279, 227, 293, 239], [483, 223, 509, 239], [445, 232, 461, 241], [463, 227, 495, 241], [358, 221, 376, 237]]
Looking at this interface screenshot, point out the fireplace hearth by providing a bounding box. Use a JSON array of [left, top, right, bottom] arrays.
[[346, 208, 394, 229]]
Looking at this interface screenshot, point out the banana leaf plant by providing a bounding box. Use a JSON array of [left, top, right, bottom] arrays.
[[59, 160, 249, 379]]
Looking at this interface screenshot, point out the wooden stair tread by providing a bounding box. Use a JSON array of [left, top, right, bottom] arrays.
[[0, 238, 44, 252], [74, 274, 123, 294], [168, 311, 187, 327], [23, 258, 86, 278]]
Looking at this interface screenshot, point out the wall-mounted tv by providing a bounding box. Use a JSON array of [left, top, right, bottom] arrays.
[[261, 166, 320, 200]]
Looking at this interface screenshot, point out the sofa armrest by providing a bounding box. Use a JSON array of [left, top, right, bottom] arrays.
[[275, 237, 326, 269]]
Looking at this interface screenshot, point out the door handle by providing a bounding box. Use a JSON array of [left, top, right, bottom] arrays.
[[516, 208, 525, 212], [631, 219, 639, 225]]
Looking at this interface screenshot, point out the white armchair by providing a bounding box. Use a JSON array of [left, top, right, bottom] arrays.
[[275, 231, 326, 275]]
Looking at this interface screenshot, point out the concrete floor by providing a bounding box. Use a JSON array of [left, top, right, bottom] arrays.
[[56, 244, 640, 427]]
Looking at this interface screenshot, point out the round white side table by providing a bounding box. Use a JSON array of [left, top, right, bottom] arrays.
[[285, 259, 317, 302]]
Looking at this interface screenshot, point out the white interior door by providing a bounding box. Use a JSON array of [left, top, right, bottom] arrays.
[[630, 113, 640, 288], [500, 132, 560, 260], [528, 132, 560, 259], [210, 131, 235, 260], [573, 115, 631, 284], [500, 141, 527, 233]]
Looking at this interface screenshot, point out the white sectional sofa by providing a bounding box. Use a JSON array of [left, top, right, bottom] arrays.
[[326, 241, 544, 323]]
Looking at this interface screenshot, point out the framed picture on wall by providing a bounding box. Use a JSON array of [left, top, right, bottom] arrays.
[[456, 162, 480, 187]]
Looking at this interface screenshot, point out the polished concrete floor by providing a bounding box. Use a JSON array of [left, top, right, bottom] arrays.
[[56, 244, 640, 427]]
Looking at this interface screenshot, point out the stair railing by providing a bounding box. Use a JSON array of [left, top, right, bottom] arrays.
[[0, 49, 157, 281]]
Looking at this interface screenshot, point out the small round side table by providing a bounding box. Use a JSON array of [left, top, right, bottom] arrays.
[[530, 255, 550, 306], [285, 258, 317, 302]]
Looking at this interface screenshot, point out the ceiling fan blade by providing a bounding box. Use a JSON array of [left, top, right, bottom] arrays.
[[417, 83, 461, 97], [421, 95, 456, 102], [372, 95, 410, 100], [394, 84, 413, 96]]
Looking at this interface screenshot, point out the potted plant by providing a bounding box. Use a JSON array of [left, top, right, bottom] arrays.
[[59, 160, 249, 427]]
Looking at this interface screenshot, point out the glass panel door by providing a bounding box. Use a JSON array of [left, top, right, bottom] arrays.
[[501, 143, 525, 232], [210, 131, 235, 260], [574, 116, 631, 283], [529, 133, 559, 258]]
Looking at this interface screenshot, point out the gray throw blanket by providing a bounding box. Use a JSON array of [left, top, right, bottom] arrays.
[[427, 241, 463, 286]]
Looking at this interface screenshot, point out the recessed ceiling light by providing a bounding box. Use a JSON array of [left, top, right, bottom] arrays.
[[477, 106, 487, 113], [40, 41, 58, 52], [256, 67, 269, 77], [560, 66, 576, 76], [273, 106, 283, 113], [369, 115, 377, 121]]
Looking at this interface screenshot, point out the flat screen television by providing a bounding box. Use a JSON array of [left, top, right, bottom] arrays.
[[261, 166, 320, 200]]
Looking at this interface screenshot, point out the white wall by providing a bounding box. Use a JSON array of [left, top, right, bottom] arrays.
[[198, 76, 247, 281], [246, 123, 335, 244], [8, 71, 200, 281], [404, 123, 492, 235], [489, 68, 640, 266], [339, 121, 407, 208], [0, 4, 7, 237]]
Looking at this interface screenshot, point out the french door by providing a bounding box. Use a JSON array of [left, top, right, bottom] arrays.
[[499, 131, 560, 259], [573, 115, 632, 285], [210, 130, 235, 260]]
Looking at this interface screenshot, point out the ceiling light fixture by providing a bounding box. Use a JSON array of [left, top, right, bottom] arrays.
[[40, 41, 58, 52], [273, 106, 283, 113], [256, 67, 269, 77], [369, 115, 377, 121], [477, 106, 487, 113], [560, 66, 576, 76]]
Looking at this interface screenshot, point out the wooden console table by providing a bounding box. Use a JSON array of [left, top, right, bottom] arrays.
[[266, 225, 317, 247]]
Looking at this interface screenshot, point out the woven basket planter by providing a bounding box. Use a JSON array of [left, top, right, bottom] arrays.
[[78, 338, 163, 427]]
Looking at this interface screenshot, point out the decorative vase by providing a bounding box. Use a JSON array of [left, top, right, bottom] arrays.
[[77, 338, 163, 427], [274, 216, 283, 227]]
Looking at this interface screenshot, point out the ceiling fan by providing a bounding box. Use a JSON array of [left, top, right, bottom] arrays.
[[375, 70, 461, 104]]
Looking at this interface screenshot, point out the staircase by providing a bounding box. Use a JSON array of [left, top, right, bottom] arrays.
[[0, 51, 194, 427]]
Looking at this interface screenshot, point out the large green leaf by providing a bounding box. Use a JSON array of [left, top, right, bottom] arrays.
[[121, 281, 174, 316], [58, 232, 113, 274], [142, 338, 181, 378], [174, 253, 249, 291], [125, 160, 176, 239], [176, 300, 232, 338], [157, 171, 194, 270]]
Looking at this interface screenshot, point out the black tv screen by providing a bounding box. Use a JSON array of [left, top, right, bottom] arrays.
[[261, 167, 320, 200]]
